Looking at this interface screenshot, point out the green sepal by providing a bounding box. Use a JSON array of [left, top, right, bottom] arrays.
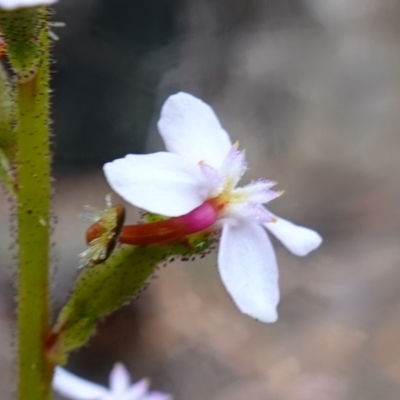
[[47, 234, 215, 365], [145, 212, 165, 223], [0, 7, 48, 82]]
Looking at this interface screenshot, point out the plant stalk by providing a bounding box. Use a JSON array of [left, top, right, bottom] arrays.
[[16, 23, 52, 400]]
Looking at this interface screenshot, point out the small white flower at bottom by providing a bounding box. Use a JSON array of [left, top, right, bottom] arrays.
[[53, 363, 172, 400], [0, 0, 57, 10]]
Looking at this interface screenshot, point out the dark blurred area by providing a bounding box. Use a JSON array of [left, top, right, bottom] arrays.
[[2, 0, 400, 399], [52, 0, 179, 165]]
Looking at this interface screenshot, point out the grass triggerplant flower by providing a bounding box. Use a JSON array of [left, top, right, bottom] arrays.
[[103, 92, 322, 323]]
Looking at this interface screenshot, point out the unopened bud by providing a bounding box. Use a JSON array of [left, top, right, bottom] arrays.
[[0, 7, 48, 82]]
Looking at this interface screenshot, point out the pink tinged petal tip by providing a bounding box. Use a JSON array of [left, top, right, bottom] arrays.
[[235, 180, 281, 204], [125, 378, 150, 399], [119, 200, 218, 246], [218, 219, 280, 323], [264, 215, 323, 256], [157, 92, 232, 169]]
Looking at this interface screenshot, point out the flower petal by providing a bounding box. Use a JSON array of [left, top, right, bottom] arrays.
[[104, 152, 209, 217], [235, 179, 280, 204], [264, 215, 323, 256], [123, 378, 150, 400], [109, 363, 130, 395], [0, 0, 56, 9], [199, 162, 224, 196], [218, 219, 280, 323], [229, 202, 275, 224], [157, 92, 232, 169], [53, 367, 108, 400], [218, 145, 247, 189]]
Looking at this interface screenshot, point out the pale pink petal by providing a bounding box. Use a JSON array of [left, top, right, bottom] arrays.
[[218, 146, 247, 188], [53, 367, 108, 400], [157, 92, 232, 169], [199, 162, 224, 195], [235, 179, 279, 204], [0, 0, 56, 9], [109, 363, 130, 395], [104, 152, 210, 217], [123, 378, 150, 400], [228, 202, 275, 224], [218, 219, 279, 323], [264, 215, 322, 256]]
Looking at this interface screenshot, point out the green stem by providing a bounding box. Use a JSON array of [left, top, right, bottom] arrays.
[[16, 25, 52, 400]]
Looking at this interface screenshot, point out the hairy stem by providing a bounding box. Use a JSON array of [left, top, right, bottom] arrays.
[[16, 19, 52, 400]]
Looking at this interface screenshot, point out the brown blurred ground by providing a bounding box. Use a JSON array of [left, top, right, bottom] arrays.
[[2, 0, 400, 399]]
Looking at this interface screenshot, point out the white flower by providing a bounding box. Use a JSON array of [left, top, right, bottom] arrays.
[[104, 92, 322, 323], [53, 363, 171, 400], [0, 0, 57, 10]]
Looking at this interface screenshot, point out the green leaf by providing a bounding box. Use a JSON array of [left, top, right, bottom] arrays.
[[0, 7, 48, 82], [47, 245, 165, 365], [47, 234, 215, 365]]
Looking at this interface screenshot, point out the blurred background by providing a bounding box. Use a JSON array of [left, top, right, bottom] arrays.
[[2, 0, 400, 398]]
